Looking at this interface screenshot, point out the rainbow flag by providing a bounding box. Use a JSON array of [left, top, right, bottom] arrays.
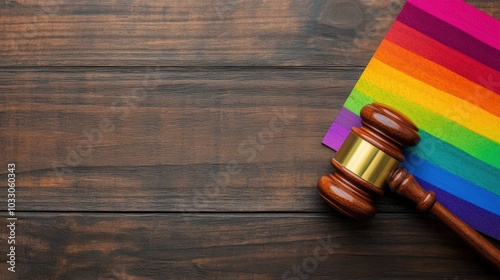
[[323, 0, 500, 239]]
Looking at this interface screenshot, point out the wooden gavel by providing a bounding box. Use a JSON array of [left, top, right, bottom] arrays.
[[318, 103, 500, 270]]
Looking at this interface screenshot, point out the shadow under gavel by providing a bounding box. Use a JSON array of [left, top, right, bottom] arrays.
[[318, 102, 500, 270]]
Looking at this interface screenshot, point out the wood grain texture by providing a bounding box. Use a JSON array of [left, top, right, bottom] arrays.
[[1, 0, 499, 278], [0, 0, 407, 67], [1, 0, 497, 68], [1, 213, 499, 279], [0, 67, 352, 212], [0, 67, 418, 213]]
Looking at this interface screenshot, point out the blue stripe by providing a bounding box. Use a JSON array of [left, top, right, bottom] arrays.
[[403, 152, 500, 216], [407, 130, 499, 195]]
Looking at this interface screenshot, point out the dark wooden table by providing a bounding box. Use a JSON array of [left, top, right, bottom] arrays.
[[1, 0, 499, 279]]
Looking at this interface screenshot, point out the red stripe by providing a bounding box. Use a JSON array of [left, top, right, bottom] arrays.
[[385, 21, 500, 95]]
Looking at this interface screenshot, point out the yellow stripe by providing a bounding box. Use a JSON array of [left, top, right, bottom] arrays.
[[362, 59, 500, 142]]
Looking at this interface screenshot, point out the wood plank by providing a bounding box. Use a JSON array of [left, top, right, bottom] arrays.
[[0, 67, 355, 168], [0, 213, 497, 279], [1, 0, 495, 67], [0, 67, 359, 212], [0, 0, 409, 66], [0, 67, 419, 212], [5, 162, 420, 213]]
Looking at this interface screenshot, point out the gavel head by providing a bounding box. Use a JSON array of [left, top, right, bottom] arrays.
[[318, 103, 420, 219]]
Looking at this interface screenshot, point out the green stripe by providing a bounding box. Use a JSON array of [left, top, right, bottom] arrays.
[[344, 89, 374, 110], [350, 79, 500, 168], [344, 89, 500, 194]]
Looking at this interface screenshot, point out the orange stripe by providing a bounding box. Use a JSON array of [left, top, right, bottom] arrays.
[[374, 39, 500, 117]]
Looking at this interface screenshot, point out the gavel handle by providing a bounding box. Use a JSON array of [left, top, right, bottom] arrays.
[[430, 202, 500, 270], [389, 168, 500, 271]]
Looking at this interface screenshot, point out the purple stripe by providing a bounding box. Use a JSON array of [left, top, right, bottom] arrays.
[[397, 2, 500, 72], [335, 107, 362, 129], [417, 178, 500, 240], [322, 122, 350, 151], [322, 107, 361, 150]]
